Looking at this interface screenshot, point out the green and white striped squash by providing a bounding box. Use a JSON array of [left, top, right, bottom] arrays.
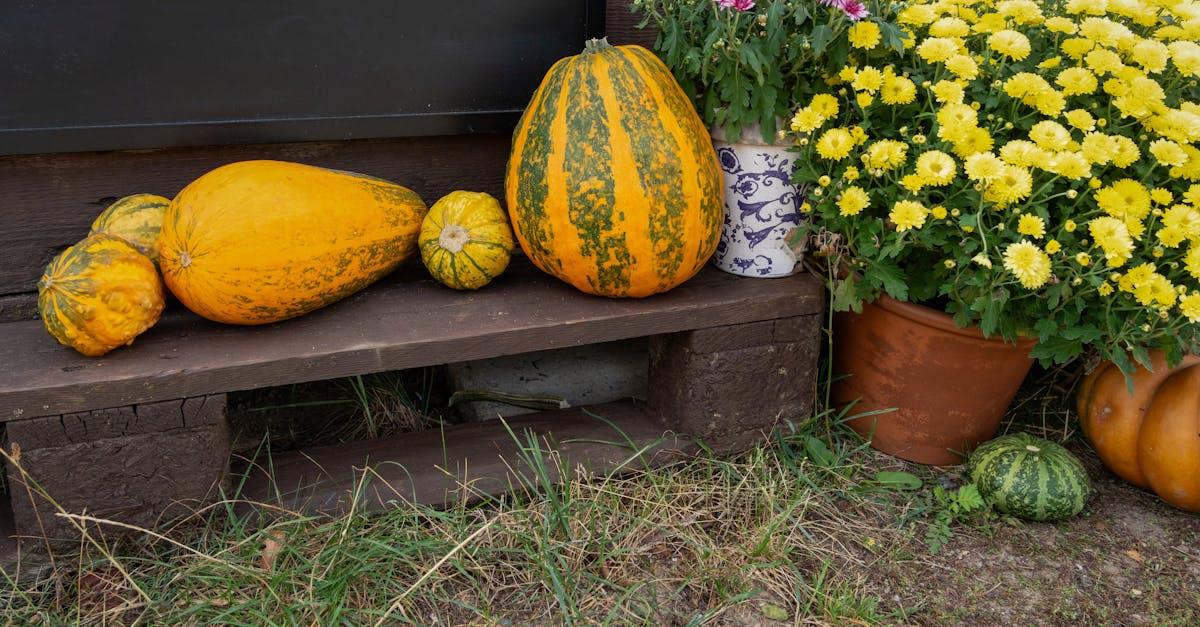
[[505, 38, 722, 298], [967, 433, 1091, 522]]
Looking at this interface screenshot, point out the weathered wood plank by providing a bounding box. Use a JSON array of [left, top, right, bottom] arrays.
[[235, 399, 693, 514], [606, 1, 657, 49], [0, 263, 821, 421], [0, 134, 510, 297]]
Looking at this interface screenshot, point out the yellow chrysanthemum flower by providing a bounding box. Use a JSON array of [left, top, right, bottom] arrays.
[[881, 75, 917, 105], [1064, 109, 1096, 131], [1149, 139, 1189, 167], [1150, 188, 1173, 205], [1158, 205, 1200, 247], [984, 165, 1034, 205], [1018, 214, 1047, 239], [931, 80, 965, 104], [1045, 151, 1092, 179], [790, 108, 825, 134], [931, 205, 948, 219], [810, 94, 839, 118], [816, 128, 855, 161], [848, 21, 882, 50], [930, 17, 970, 38], [1076, 252, 1092, 266], [842, 166, 860, 181], [1062, 38, 1096, 60], [945, 55, 979, 80], [1089, 216, 1136, 267], [1029, 120, 1072, 150], [1046, 239, 1062, 254], [1084, 48, 1123, 74], [1080, 132, 1117, 165], [863, 140, 908, 171], [989, 30, 1032, 60], [964, 152, 1005, 181], [1003, 241, 1053, 289], [1056, 67, 1099, 95], [1169, 41, 1200, 76], [1180, 293, 1200, 322], [1000, 140, 1048, 168], [917, 37, 960, 63], [1111, 135, 1142, 167], [837, 186, 870, 217], [852, 67, 884, 93], [1045, 16, 1078, 34], [915, 150, 957, 186], [952, 127, 996, 158], [889, 200, 929, 232], [1132, 40, 1170, 73], [1187, 245, 1200, 280]]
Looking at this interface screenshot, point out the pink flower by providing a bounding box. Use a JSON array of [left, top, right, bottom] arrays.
[[716, 0, 755, 11], [817, 0, 870, 21], [838, 0, 870, 21]]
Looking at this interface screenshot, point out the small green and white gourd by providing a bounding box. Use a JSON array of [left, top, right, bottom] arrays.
[[967, 433, 1091, 522]]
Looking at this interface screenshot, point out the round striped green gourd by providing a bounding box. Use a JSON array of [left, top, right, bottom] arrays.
[[90, 193, 171, 264], [505, 38, 722, 298], [967, 433, 1091, 522]]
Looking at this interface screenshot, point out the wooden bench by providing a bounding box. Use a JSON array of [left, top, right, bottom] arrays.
[[0, 257, 821, 558], [0, 6, 822, 564]]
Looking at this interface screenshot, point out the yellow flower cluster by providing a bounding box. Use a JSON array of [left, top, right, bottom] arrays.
[[793, 0, 1200, 334]]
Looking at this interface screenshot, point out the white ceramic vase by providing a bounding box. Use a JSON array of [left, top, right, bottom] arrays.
[[709, 124, 805, 278]]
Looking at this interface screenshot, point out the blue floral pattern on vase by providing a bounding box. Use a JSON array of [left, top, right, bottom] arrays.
[[711, 141, 804, 277]]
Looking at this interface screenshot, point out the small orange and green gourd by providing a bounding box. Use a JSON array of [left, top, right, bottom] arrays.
[[505, 38, 722, 298], [419, 191, 514, 290], [38, 234, 165, 357], [158, 160, 427, 325], [89, 193, 171, 264]]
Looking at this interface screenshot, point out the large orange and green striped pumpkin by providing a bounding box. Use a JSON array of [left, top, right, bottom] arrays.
[[158, 160, 427, 325], [506, 38, 722, 298], [419, 191, 514, 290], [89, 193, 171, 264], [38, 234, 165, 357]]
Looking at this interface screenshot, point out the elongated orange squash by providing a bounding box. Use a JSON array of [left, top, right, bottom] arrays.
[[158, 160, 427, 325], [89, 193, 170, 264], [38, 234, 165, 357], [506, 39, 722, 298]]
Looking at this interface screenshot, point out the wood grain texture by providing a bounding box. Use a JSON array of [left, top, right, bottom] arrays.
[[649, 315, 822, 455], [0, 134, 510, 297], [236, 399, 694, 515], [0, 262, 821, 421], [606, 0, 658, 49], [0, 293, 36, 323], [4, 395, 230, 546]]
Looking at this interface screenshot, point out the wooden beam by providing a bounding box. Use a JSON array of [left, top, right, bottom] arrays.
[[235, 399, 694, 514]]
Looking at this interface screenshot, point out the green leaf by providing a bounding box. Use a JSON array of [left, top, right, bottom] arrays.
[[810, 25, 833, 55], [875, 471, 923, 491], [864, 259, 909, 301], [760, 604, 790, 621], [1029, 336, 1083, 364], [955, 484, 986, 512], [804, 436, 837, 468], [831, 276, 863, 313]]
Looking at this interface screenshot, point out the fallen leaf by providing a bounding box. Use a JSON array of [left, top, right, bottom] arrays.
[[260, 530, 286, 571], [1124, 549, 1144, 563]]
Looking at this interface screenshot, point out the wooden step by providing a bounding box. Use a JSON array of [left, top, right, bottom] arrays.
[[0, 262, 821, 421], [235, 399, 694, 515]]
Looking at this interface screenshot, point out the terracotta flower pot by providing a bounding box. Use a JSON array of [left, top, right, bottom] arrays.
[[832, 295, 1036, 465]]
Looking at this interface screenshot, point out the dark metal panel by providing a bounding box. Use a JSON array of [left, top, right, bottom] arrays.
[[0, 1, 604, 155]]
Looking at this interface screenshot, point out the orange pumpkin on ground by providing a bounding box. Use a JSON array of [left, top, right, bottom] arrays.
[[1077, 351, 1200, 512]]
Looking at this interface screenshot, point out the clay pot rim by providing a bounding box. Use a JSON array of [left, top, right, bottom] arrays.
[[874, 294, 1037, 348]]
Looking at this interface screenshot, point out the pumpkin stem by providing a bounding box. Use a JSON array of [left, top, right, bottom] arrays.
[[178, 251, 192, 269], [1025, 444, 1041, 453], [583, 37, 612, 54]]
